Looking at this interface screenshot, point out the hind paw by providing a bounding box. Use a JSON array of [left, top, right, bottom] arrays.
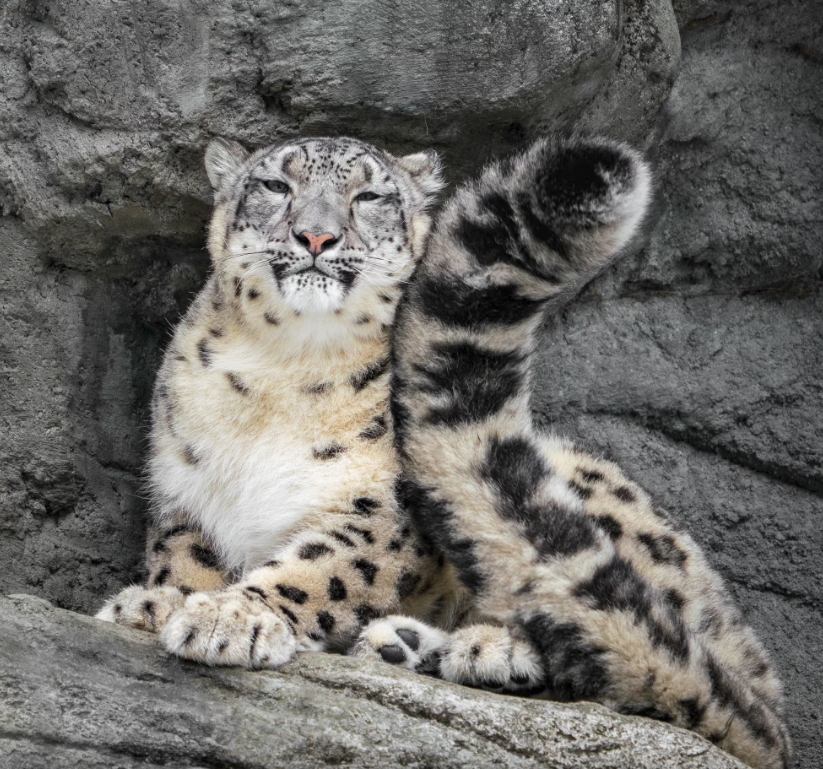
[[440, 625, 545, 695], [350, 615, 448, 674]]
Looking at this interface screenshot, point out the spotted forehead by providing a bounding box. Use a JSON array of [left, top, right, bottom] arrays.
[[253, 139, 390, 187]]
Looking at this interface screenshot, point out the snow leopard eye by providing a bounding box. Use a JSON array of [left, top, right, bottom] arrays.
[[355, 191, 381, 202], [262, 179, 290, 195]]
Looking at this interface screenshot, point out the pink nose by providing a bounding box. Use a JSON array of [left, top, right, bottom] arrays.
[[299, 231, 337, 256]]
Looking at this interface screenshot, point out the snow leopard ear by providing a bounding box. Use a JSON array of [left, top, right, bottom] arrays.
[[205, 138, 249, 193], [396, 150, 445, 202]]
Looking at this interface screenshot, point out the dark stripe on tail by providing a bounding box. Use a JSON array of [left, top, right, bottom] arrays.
[[412, 342, 524, 427]]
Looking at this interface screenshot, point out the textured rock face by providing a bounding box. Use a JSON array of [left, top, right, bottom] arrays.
[[0, 0, 820, 765], [0, 594, 746, 769]]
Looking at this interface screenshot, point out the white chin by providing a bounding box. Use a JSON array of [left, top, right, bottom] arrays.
[[280, 273, 346, 314]]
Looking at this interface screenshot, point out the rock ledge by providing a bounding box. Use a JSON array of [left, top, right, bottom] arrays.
[[0, 594, 745, 769]]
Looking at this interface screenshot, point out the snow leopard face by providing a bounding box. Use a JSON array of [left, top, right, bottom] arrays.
[[205, 137, 443, 316]]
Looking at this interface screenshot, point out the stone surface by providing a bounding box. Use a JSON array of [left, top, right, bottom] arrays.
[[0, 0, 820, 766], [0, 594, 745, 769]]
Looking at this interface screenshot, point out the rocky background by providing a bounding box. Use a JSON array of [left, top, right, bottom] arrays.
[[0, 0, 820, 766]]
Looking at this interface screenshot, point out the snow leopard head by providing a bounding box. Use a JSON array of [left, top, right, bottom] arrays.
[[204, 137, 443, 321]]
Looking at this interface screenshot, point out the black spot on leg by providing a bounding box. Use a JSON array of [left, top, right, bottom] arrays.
[[355, 314, 371, 325], [359, 414, 387, 440], [637, 533, 688, 568], [152, 567, 171, 586], [387, 538, 402, 552], [278, 604, 299, 624], [316, 611, 335, 634], [329, 531, 356, 547], [247, 288, 260, 300], [276, 584, 309, 604], [197, 339, 212, 367], [209, 328, 224, 338], [244, 586, 268, 601], [581, 470, 604, 483], [142, 600, 156, 622], [264, 312, 280, 325], [249, 623, 262, 657], [396, 570, 421, 600], [226, 373, 250, 395], [312, 443, 346, 461], [350, 357, 389, 391], [303, 381, 332, 395], [343, 524, 374, 544], [313, 443, 346, 460], [299, 542, 334, 560], [328, 577, 347, 601], [183, 627, 197, 646], [354, 604, 380, 625], [352, 497, 379, 516], [178, 586, 194, 596], [414, 342, 525, 426], [152, 539, 168, 554], [234, 276, 243, 296], [378, 293, 394, 304], [190, 544, 220, 570], [352, 559, 378, 585]]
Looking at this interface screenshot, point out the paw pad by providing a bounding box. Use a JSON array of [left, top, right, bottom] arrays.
[[395, 628, 420, 651], [378, 644, 407, 664]]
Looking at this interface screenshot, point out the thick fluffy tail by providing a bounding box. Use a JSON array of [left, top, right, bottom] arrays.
[[391, 136, 789, 769]]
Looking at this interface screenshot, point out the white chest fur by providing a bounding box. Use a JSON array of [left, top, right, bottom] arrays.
[[149, 312, 395, 574]]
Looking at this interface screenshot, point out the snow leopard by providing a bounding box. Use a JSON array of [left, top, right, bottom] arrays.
[[96, 135, 789, 769]]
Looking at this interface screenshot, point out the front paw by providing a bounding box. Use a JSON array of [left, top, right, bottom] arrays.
[[160, 590, 296, 668], [95, 585, 187, 633]]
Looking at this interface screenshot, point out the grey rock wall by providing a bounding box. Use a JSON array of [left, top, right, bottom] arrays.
[[0, 0, 820, 766]]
